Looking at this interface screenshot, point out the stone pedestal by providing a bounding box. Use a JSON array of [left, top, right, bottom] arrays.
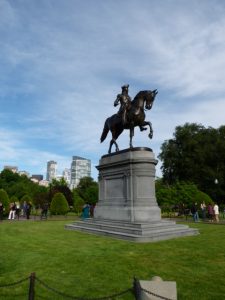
[[94, 147, 160, 222], [66, 148, 199, 242], [139, 276, 177, 300]]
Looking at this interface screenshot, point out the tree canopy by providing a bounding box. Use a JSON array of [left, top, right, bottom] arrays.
[[0, 169, 48, 201], [0, 189, 10, 214], [49, 178, 73, 206], [76, 176, 98, 205], [158, 123, 225, 203], [156, 179, 212, 209]]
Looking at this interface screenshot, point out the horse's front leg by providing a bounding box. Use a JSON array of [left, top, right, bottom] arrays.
[[142, 121, 153, 139], [139, 126, 147, 131]]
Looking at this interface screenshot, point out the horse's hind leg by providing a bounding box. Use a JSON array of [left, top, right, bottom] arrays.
[[108, 140, 113, 154], [108, 139, 119, 154]]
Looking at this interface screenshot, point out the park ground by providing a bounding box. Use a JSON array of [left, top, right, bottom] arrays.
[[0, 217, 225, 300]]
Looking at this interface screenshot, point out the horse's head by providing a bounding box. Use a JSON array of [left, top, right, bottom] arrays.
[[145, 89, 158, 110]]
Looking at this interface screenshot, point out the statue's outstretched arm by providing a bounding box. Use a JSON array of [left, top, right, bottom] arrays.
[[114, 95, 120, 107]]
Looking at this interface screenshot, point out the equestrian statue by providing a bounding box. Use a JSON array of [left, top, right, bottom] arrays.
[[100, 84, 158, 154]]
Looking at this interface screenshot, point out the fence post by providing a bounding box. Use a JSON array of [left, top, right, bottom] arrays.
[[28, 272, 35, 300], [133, 277, 142, 300]]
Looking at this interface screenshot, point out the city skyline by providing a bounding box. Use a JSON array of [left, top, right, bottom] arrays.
[[1, 1, 225, 180], [2, 156, 91, 183]]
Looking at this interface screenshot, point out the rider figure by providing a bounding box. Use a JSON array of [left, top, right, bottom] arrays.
[[114, 84, 132, 125]]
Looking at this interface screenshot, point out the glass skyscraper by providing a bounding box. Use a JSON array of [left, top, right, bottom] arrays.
[[70, 156, 91, 189], [46, 160, 57, 182]]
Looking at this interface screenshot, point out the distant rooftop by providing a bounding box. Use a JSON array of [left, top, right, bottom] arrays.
[[72, 156, 90, 161]]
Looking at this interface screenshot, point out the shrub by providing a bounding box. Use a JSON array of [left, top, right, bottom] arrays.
[[50, 192, 69, 215], [195, 191, 213, 205], [0, 189, 10, 215]]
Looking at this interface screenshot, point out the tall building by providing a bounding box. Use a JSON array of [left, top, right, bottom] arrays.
[[63, 168, 71, 186], [31, 174, 43, 182], [46, 160, 57, 182], [70, 156, 91, 189]]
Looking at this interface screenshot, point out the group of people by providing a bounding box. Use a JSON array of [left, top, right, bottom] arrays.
[[0, 201, 33, 221], [8, 201, 32, 220], [0, 201, 49, 221], [191, 202, 220, 223]]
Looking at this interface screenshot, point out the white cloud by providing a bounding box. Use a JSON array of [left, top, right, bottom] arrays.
[[0, 0, 225, 179]]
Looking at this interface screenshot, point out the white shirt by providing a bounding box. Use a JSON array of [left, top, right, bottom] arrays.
[[214, 204, 219, 215]]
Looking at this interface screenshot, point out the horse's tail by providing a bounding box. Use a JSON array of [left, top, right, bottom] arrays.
[[100, 119, 109, 143]]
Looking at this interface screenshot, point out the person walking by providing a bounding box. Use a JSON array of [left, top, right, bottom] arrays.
[[0, 202, 4, 221], [191, 202, 199, 222], [207, 204, 214, 222], [21, 201, 27, 217], [200, 201, 206, 221], [15, 202, 21, 220], [40, 203, 48, 220], [213, 203, 219, 223], [8, 202, 16, 220], [26, 202, 32, 220]]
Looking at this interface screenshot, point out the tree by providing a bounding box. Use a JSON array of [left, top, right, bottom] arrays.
[[158, 123, 225, 203], [10, 195, 19, 203], [195, 191, 212, 205], [0, 169, 48, 204], [49, 178, 73, 206], [73, 190, 85, 214], [0, 169, 21, 183], [50, 192, 69, 215], [156, 180, 212, 212], [21, 194, 32, 204], [76, 177, 98, 204], [0, 189, 10, 215], [33, 191, 49, 209], [83, 186, 98, 205]]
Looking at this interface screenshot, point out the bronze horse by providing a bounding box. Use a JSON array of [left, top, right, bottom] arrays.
[[100, 89, 158, 153]]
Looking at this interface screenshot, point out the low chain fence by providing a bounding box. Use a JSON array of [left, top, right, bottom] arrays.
[[0, 273, 174, 300]]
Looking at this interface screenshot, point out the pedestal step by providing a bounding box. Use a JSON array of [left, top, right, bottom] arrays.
[[65, 219, 199, 243]]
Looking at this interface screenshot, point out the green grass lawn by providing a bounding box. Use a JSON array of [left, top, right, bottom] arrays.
[[0, 219, 225, 300]]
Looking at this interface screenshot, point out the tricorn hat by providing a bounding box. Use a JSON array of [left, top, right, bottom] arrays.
[[121, 84, 129, 90]]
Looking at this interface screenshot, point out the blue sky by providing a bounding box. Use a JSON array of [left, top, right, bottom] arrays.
[[0, 0, 225, 180]]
